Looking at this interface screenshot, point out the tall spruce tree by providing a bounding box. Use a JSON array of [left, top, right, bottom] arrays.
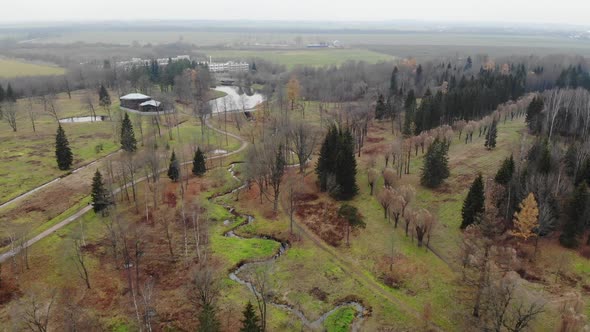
[[537, 140, 552, 174], [240, 301, 261, 332], [559, 182, 588, 248], [420, 138, 450, 188], [168, 151, 180, 182], [494, 155, 515, 185], [55, 124, 73, 170], [315, 125, 358, 199], [0, 83, 4, 103], [485, 120, 498, 150], [402, 90, 417, 137], [192, 147, 207, 176], [389, 66, 398, 97], [336, 129, 358, 200], [5, 83, 15, 102], [198, 304, 220, 332], [525, 96, 544, 132], [316, 125, 339, 191], [120, 113, 137, 152], [91, 170, 111, 214], [460, 174, 485, 229], [98, 84, 111, 108], [375, 94, 387, 120]]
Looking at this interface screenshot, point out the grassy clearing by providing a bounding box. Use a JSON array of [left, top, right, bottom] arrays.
[[206, 49, 394, 68], [0, 58, 65, 77], [0, 93, 119, 203], [323, 307, 356, 332]]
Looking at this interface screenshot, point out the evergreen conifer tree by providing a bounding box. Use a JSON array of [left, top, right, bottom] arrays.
[[198, 304, 220, 332], [55, 124, 73, 170], [420, 138, 450, 188], [389, 66, 398, 96], [120, 113, 137, 152], [315, 125, 358, 199], [375, 94, 387, 120], [402, 90, 416, 137], [537, 140, 552, 174], [494, 155, 515, 185], [485, 120, 498, 149], [5, 83, 15, 102], [525, 96, 543, 131], [559, 182, 588, 248], [167, 150, 180, 182], [336, 129, 358, 200], [316, 125, 339, 191], [460, 174, 485, 229], [240, 301, 261, 332], [91, 170, 111, 214], [192, 147, 207, 176], [98, 84, 111, 107], [0, 83, 4, 103]]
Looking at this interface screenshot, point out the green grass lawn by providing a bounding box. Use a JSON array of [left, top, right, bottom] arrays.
[[0, 113, 119, 203], [206, 49, 394, 68], [0, 58, 65, 77]]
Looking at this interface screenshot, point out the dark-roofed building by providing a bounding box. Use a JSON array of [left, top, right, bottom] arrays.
[[139, 100, 161, 112], [120, 93, 152, 110]]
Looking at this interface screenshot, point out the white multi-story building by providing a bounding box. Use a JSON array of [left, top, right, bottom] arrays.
[[206, 57, 249, 73], [117, 55, 191, 68]]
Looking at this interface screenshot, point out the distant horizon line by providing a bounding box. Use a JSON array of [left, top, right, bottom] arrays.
[[0, 18, 588, 30]]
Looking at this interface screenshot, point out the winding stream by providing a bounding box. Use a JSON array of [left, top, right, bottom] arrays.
[[209, 163, 366, 331]]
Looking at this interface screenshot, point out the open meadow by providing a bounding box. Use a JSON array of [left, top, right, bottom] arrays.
[[0, 58, 65, 77]]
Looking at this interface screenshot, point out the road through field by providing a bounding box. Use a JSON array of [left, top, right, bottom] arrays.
[[0, 115, 247, 263]]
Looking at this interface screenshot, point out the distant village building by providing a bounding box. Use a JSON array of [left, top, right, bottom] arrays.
[[306, 40, 342, 48], [206, 57, 249, 73], [117, 55, 191, 69], [120, 93, 161, 112]]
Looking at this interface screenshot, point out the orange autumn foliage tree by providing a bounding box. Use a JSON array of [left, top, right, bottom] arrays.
[[511, 192, 539, 241]]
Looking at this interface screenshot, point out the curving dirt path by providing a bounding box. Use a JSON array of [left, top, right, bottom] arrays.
[[0, 115, 247, 263]]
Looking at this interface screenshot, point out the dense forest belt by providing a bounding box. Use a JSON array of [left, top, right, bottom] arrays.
[[0, 115, 248, 263], [210, 163, 367, 331]]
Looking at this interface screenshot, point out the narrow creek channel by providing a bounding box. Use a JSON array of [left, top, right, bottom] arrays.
[[208, 163, 366, 331]]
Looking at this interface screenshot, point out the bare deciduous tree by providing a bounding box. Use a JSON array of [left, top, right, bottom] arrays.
[[2, 101, 18, 132], [72, 239, 91, 289]]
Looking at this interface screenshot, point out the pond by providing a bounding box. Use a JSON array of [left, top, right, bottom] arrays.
[[59, 116, 108, 123], [209, 86, 264, 113]]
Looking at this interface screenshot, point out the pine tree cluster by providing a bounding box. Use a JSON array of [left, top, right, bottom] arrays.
[[315, 125, 358, 200]]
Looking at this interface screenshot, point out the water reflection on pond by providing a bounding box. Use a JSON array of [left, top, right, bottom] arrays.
[[59, 116, 108, 123], [210, 86, 264, 113]]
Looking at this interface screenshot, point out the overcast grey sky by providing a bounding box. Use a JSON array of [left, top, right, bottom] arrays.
[[3, 0, 590, 26]]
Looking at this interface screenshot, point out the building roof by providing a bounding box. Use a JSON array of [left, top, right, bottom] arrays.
[[120, 93, 151, 100], [140, 100, 161, 107]]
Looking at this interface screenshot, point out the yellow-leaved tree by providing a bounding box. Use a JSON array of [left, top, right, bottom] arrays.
[[511, 192, 540, 257]]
